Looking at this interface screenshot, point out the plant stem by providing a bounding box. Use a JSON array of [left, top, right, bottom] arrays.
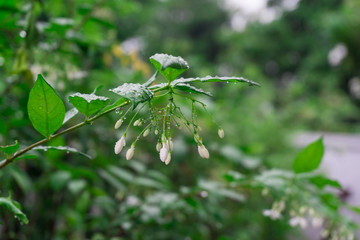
[[0, 100, 130, 170]]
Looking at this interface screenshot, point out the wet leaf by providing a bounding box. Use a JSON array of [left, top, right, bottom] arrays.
[[68, 93, 110, 117], [27, 74, 65, 137], [109, 83, 153, 109], [149, 53, 189, 81]]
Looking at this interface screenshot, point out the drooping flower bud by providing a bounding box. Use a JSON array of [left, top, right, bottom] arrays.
[[126, 145, 135, 160], [114, 118, 123, 129], [156, 142, 162, 152], [160, 146, 168, 162], [198, 144, 209, 159], [218, 128, 225, 139], [165, 153, 171, 165], [143, 128, 150, 137], [133, 119, 141, 126], [114, 135, 126, 154], [154, 129, 159, 135], [168, 138, 173, 151]]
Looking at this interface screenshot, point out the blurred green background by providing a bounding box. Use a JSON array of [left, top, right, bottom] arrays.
[[1, 0, 360, 239]]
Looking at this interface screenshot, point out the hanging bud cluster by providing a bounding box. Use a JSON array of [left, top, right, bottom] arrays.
[[112, 91, 225, 165]]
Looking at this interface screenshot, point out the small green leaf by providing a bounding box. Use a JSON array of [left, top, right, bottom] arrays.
[[0, 140, 19, 156], [109, 83, 153, 109], [0, 196, 29, 224], [143, 70, 159, 87], [174, 83, 213, 97], [33, 146, 92, 159], [107, 165, 134, 183], [172, 76, 260, 86], [293, 138, 324, 174], [14, 155, 37, 161], [27, 74, 66, 137], [149, 53, 189, 81], [97, 98, 127, 115], [68, 93, 110, 117], [309, 175, 342, 189]]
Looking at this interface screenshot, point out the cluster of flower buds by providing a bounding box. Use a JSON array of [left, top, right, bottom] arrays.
[[112, 97, 225, 165]]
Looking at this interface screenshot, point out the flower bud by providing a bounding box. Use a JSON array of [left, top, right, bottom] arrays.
[[114, 118, 123, 129], [160, 147, 168, 162], [198, 144, 209, 159], [126, 145, 135, 160], [168, 138, 173, 151], [165, 153, 171, 165], [154, 129, 159, 135], [156, 142, 162, 152], [133, 119, 141, 126], [218, 128, 225, 139], [143, 128, 150, 137], [114, 135, 126, 154]]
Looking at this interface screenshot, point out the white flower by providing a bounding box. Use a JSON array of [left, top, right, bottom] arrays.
[[165, 153, 171, 165], [126, 145, 135, 160], [143, 128, 150, 137], [133, 119, 141, 126], [289, 216, 307, 229], [218, 128, 225, 138], [165, 138, 173, 151], [311, 217, 323, 228], [263, 209, 281, 220], [156, 142, 162, 152], [114, 135, 126, 154], [114, 118, 123, 129], [198, 144, 209, 159], [160, 146, 168, 162]]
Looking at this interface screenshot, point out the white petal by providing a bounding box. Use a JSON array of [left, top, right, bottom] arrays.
[[114, 119, 123, 129], [218, 128, 225, 138], [114, 139, 124, 154], [165, 153, 171, 165], [160, 147, 168, 162], [126, 146, 135, 160]]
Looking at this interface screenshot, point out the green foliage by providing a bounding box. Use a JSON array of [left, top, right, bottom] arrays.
[[293, 138, 324, 173], [1, 0, 359, 239], [0, 196, 28, 224], [149, 53, 189, 81], [27, 74, 65, 137], [68, 93, 109, 117], [0, 140, 19, 157], [110, 83, 154, 109], [33, 146, 92, 159]]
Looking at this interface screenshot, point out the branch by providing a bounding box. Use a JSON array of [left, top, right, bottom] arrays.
[[0, 100, 129, 170]]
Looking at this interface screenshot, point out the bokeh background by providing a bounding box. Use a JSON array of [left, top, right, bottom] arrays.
[[1, 0, 360, 239]]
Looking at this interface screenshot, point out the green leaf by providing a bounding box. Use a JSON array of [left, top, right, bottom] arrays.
[[68, 93, 110, 117], [33, 146, 92, 159], [172, 76, 260, 86], [97, 98, 127, 115], [0, 140, 19, 156], [98, 169, 125, 190], [143, 70, 158, 87], [14, 155, 37, 161], [109, 83, 154, 109], [308, 175, 342, 189], [174, 83, 212, 97], [149, 53, 189, 81], [107, 165, 134, 182], [293, 138, 324, 173], [27, 74, 66, 137], [0, 196, 29, 224]]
